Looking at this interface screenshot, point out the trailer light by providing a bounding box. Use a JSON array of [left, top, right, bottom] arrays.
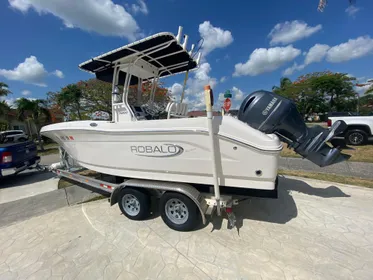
[[225, 207, 233, 213]]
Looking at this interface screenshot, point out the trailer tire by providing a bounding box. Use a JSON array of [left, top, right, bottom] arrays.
[[160, 192, 199, 232], [118, 188, 150, 221]]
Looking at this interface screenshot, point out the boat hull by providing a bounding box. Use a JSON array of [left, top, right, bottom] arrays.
[[41, 116, 282, 190]]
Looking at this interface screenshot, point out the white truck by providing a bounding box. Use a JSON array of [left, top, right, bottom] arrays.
[[328, 115, 373, 145]]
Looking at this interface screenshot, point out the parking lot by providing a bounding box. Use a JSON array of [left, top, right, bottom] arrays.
[[1, 175, 373, 279]]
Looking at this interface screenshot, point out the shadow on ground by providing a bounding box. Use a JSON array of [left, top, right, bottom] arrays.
[[208, 176, 350, 232], [0, 170, 55, 189]]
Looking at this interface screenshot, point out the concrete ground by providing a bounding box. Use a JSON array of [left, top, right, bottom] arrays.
[[0, 171, 57, 204], [1, 176, 373, 279], [0, 154, 60, 204]]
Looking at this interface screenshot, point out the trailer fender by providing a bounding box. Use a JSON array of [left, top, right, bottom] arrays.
[[109, 186, 123, 206]]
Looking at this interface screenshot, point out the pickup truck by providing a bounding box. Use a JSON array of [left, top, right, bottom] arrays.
[[328, 115, 373, 145], [0, 138, 40, 177]]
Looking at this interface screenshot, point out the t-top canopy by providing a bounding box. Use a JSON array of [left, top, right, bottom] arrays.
[[79, 32, 199, 85]]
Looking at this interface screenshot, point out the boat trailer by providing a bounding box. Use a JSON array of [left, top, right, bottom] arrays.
[[49, 165, 240, 231]]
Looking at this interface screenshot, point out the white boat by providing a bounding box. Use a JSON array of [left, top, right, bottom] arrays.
[[41, 26, 349, 194]]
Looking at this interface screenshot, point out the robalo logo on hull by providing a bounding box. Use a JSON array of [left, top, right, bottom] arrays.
[[130, 144, 184, 157]]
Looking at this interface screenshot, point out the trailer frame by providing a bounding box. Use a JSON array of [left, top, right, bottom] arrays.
[[51, 165, 240, 231]]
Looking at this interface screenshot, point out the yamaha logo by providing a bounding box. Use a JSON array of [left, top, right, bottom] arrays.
[[131, 144, 184, 157], [262, 97, 278, 116]]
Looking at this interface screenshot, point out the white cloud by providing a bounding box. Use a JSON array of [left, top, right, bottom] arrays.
[[0, 56, 48, 87], [233, 45, 301, 76], [220, 76, 227, 83], [198, 21, 233, 56], [355, 78, 373, 95], [173, 62, 218, 111], [326, 36, 373, 63], [130, 0, 148, 15], [186, 62, 217, 96], [52, 69, 64, 78], [355, 84, 371, 95], [9, 0, 140, 41], [218, 93, 225, 102], [284, 43, 329, 75], [268, 20, 322, 46], [304, 44, 330, 65], [346, 5, 360, 17], [283, 62, 305, 76], [168, 83, 183, 101], [21, 90, 31, 96], [232, 86, 244, 101], [284, 37, 373, 76], [2, 98, 16, 108]]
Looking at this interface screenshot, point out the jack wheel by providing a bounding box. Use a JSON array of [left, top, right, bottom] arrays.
[[160, 192, 200, 232], [118, 188, 150, 220]]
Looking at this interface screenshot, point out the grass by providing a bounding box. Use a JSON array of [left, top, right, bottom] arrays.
[[279, 169, 373, 188], [280, 143, 373, 163]]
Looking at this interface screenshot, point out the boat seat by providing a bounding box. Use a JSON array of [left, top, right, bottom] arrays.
[[166, 102, 189, 119]]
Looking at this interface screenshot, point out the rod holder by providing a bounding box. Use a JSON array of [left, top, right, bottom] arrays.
[[189, 44, 195, 55], [196, 52, 202, 64], [182, 35, 189, 50], [176, 26, 183, 44]]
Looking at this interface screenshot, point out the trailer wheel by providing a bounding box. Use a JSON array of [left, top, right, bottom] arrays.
[[160, 192, 199, 232], [118, 188, 150, 221]]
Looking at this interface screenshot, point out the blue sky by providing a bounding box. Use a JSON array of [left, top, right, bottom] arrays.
[[1, 0, 373, 111]]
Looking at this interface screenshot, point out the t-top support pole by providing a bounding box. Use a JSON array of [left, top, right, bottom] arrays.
[[204, 85, 221, 216]]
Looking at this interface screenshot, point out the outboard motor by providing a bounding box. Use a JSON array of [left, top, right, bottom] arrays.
[[237, 90, 350, 167]]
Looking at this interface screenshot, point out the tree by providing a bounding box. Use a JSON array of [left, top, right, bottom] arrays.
[[0, 82, 11, 97], [272, 71, 358, 116], [289, 71, 357, 113], [59, 84, 83, 120], [0, 101, 11, 131], [49, 78, 171, 120], [0, 100, 10, 116], [272, 77, 292, 95], [15, 98, 51, 151]]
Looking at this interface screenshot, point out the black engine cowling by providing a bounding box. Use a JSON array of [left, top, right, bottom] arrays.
[[237, 90, 350, 167]]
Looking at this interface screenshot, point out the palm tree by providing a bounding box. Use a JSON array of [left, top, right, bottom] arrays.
[[15, 98, 51, 151], [59, 84, 83, 120], [0, 82, 11, 97], [0, 101, 11, 131], [272, 77, 292, 94], [0, 100, 10, 115]]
